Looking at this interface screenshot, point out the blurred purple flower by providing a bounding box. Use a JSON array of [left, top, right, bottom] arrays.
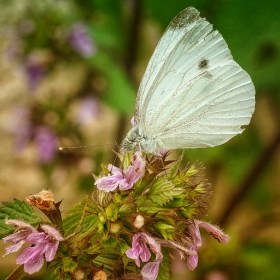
[[69, 22, 96, 57], [12, 108, 58, 163], [3, 220, 63, 274], [186, 220, 229, 270], [24, 56, 46, 90], [126, 233, 163, 280], [34, 126, 59, 163], [76, 97, 100, 125], [95, 152, 145, 192]]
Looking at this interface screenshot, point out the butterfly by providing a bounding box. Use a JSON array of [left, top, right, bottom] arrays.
[[121, 7, 255, 153]]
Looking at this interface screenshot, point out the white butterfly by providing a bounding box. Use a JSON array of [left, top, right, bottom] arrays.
[[121, 7, 255, 153]]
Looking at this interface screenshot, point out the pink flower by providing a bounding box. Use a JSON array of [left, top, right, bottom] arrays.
[[95, 152, 145, 192], [126, 233, 163, 280], [3, 220, 63, 274], [186, 220, 229, 270], [3, 220, 37, 256]]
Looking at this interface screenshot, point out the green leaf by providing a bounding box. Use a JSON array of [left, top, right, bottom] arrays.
[[62, 197, 99, 236], [0, 199, 43, 239], [93, 253, 123, 274], [100, 236, 118, 248], [154, 222, 176, 240], [117, 239, 130, 255], [148, 177, 182, 206], [62, 257, 78, 272], [169, 153, 184, 179], [157, 248, 172, 280], [105, 203, 119, 221], [77, 252, 92, 266]]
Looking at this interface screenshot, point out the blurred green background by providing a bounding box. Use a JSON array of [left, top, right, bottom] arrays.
[[0, 0, 279, 279]]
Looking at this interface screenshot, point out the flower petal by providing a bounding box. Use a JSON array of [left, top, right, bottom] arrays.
[[41, 225, 64, 241], [44, 241, 59, 262], [141, 260, 161, 280], [3, 239, 26, 256], [197, 221, 230, 243], [186, 246, 198, 270], [23, 253, 45, 274]]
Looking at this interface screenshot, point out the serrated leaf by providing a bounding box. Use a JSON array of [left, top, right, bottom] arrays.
[[62, 197, 99, 236], [62, 257, 78, 272], [100, 236, 118, 248], [93, 253, 123, 272], [77, 252, 92, 266], [84, 243, 103, 255], [148, 177, 178, 206], [169, 153, 184, 179], [117, 239, 130, 255], [0, 199, 43, 238], [155, 222, 176, 240], [105, 203, 119, 221]]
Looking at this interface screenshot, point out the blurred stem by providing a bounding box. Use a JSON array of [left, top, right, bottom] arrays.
[[219, 129, 280, 227], [5, 264, 25, 280], [241, 211, 280, 243], [114, 0, 142, 159]]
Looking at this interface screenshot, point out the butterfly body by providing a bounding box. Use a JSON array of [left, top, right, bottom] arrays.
[[121, 124, 159, 153], [121, 7, 255, 154]]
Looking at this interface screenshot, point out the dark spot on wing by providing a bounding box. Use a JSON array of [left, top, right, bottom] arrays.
[[199, 58, 209, 69]]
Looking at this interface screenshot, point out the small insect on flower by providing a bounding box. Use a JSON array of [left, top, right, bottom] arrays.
[[26, 189, 56, 211]]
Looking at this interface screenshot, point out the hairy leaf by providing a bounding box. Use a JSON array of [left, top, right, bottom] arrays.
[[0, 199, 43, 239]]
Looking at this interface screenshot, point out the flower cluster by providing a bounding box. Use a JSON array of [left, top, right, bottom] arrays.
[[1, 152, 229, 280], [93, 152, 229, 280]]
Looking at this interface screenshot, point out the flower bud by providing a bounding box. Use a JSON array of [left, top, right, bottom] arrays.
[[133, 215, 145, 229], [110, 222, 121, 233], [93, 270, 107, 280]]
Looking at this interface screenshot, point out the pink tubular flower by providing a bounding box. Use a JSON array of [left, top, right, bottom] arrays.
[[186, 220, 229, 271], [3, 220, 63, 274], [126, 233, 163, 280], [95, 152, 145, 192], [3, 220, 38, 256]]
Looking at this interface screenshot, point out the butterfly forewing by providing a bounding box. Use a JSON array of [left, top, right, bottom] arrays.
[[135, 7, 255, 149], [134, 7, 201, 124]]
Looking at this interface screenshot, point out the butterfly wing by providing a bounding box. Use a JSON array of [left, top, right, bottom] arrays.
[[135, 7, 255, 149]]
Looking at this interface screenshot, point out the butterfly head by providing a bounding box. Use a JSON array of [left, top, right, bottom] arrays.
[[121, 124, 158, 154]]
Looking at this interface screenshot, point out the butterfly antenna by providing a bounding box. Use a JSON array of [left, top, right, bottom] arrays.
[[59, 144, 116, 151]]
